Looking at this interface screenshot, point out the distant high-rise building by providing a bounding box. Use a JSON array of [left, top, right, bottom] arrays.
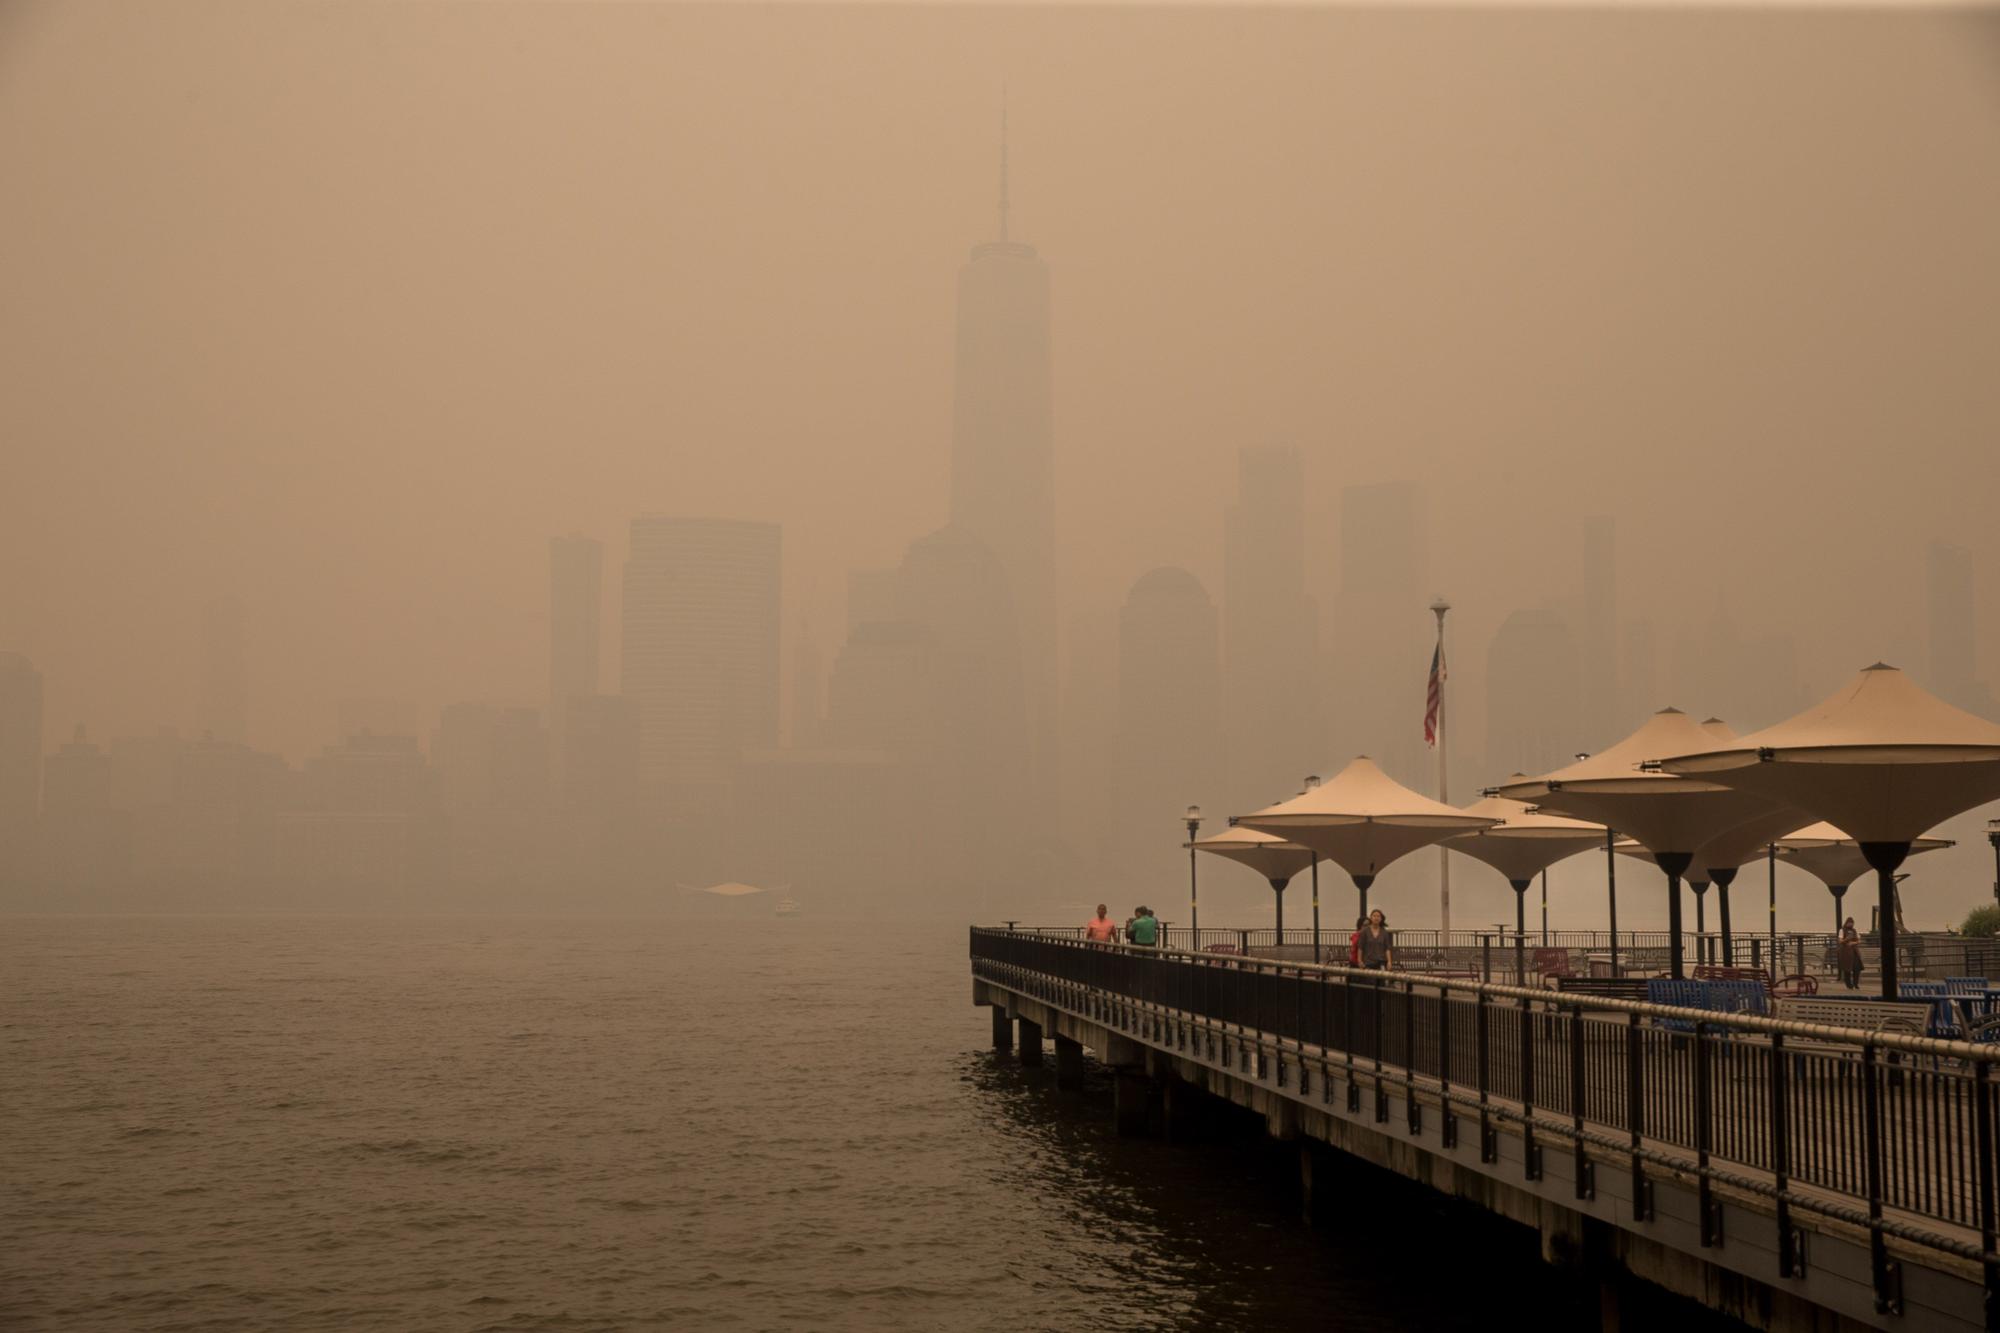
[[434, 703, 550, 885], [1485, 608, 1584, 781], [1114, 568, 1221, 894], [789, 623, 823, 749], [1619, 620, 1657, 731], [556, 693, 641, 887], [949, 123, 1056, 829], [822, 621, 934, 755], [1057, 606, 1118, 885], [199, 596, 248, 745], [845, 569, 901, 637], [1580, 517, 1617, 745], [1223, 446, 1320, 812], [39, 725, 125, 888], [337, 699, 419, 743], [0, 653, 44, 881], [549, 535, 603, 776], [894, 524, 1032, 913], [1929, 542, 1999, 720], [279, 733, 443, 894], [1672, 596, 1806, 730], [621, 516, 781, 817], [94, 726, 286, 892], [1330, 481, 1430, 786]]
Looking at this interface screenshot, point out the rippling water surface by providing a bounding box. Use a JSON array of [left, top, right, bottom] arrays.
[[6, 916, 1663, 1331]]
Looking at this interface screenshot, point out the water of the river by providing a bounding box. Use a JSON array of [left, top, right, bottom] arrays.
[[3, 916, 1732, 1330]]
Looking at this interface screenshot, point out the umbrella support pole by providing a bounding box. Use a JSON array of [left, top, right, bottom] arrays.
[[1656, 852, 1694, 980]]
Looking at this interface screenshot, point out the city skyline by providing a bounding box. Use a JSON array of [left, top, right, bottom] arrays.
[[5, 3, 2000, 927]]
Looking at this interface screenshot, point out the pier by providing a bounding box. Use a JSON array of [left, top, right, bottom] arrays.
[[971, 927, 1997, 1333]]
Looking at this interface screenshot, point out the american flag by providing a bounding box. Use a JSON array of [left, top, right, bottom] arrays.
[[1424, 640, 1446, 747]]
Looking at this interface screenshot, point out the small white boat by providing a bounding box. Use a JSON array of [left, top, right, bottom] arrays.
[[774, 896, 802, 918]]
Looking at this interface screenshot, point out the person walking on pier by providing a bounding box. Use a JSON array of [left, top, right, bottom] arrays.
[[1348, 917, 1367, 967], [1837, 916, 1863, 989], [1085, 904, 1119, 944], [1358, 910, 1394, 971], [1126, 906, 1159, 947]]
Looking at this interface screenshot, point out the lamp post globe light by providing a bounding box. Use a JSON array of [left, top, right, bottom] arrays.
[[1185, 805, 1202, 944]]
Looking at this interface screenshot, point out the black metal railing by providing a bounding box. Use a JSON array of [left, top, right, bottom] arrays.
[[1122, 926, 1940, 982], [970, 926, 1999, 1315]]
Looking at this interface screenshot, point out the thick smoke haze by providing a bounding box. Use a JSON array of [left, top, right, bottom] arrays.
[[3, 2, 1998, 928]]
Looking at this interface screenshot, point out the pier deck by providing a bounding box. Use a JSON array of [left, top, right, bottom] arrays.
[[971, 927, 1998, 1333]]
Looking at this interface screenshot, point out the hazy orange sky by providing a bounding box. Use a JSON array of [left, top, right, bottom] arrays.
[[4, 1, 1999, 766]]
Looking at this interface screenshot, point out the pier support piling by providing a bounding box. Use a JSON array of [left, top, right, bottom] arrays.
[[1018, 1017, 1043, 1066], [990, 1004, 1011, 1054], [1054, 1035, 1083, 1091], [1114, 1070, 1155, 1138]]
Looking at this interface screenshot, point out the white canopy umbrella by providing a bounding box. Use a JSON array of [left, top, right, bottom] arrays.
[[1448, 793, 1606, 980], [1661, 663, 2000, 995], [1775, 821, 1955, 933], [1497, 708, 1788, 978], [1187, 823, 1320, 944], [1239, 756, 1497, 953]]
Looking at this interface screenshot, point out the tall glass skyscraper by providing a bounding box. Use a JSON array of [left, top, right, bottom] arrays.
[[949, 131, 1056, 820]]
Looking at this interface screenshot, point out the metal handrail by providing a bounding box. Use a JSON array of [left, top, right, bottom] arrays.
[[975, 927, 1996, 1064]]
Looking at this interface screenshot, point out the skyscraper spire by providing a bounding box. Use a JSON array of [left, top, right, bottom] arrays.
[[998, 88, 1010, 243]]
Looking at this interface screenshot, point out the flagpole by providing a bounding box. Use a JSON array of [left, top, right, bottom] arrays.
[[1430, 597, 1451, 945]]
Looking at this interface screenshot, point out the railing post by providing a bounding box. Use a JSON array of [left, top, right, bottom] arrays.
[[1438, 980, 1457, 1148], [1520, 989, 1539, 1180], [1570, 1004, 1592, 1199], [1627, 1008, 1650, 1220], [1694, 1020, 1719, 1246], [1345, 971, 1360, 1113], [1480, 933, 1492, 983], [1373, 974, 1389, 1124], [1861, 1040, 1901, 1314], [1405, 978, 1421, 1135], [1476, 984, 1494, 1162], [1975, 1059, 1997, 1327], [1771, 1031, 1797, 1277]]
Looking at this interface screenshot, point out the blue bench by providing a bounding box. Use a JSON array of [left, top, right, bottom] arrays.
[[1646, 978, 1768, 1032]]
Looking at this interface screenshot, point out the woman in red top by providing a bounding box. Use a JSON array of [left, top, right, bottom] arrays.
[[1348, 917, 1366, 967]]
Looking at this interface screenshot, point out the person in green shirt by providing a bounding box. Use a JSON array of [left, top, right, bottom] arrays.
[[1126, 906, 1159, 947]]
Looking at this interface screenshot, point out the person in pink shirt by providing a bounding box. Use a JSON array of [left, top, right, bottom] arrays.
[[1084, 904, 1119, 943]]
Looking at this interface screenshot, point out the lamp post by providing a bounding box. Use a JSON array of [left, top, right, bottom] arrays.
[[1184, 804, 1202, 948], [1304, 775, 1322, 962], [1572, 752, 1622, 979]]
